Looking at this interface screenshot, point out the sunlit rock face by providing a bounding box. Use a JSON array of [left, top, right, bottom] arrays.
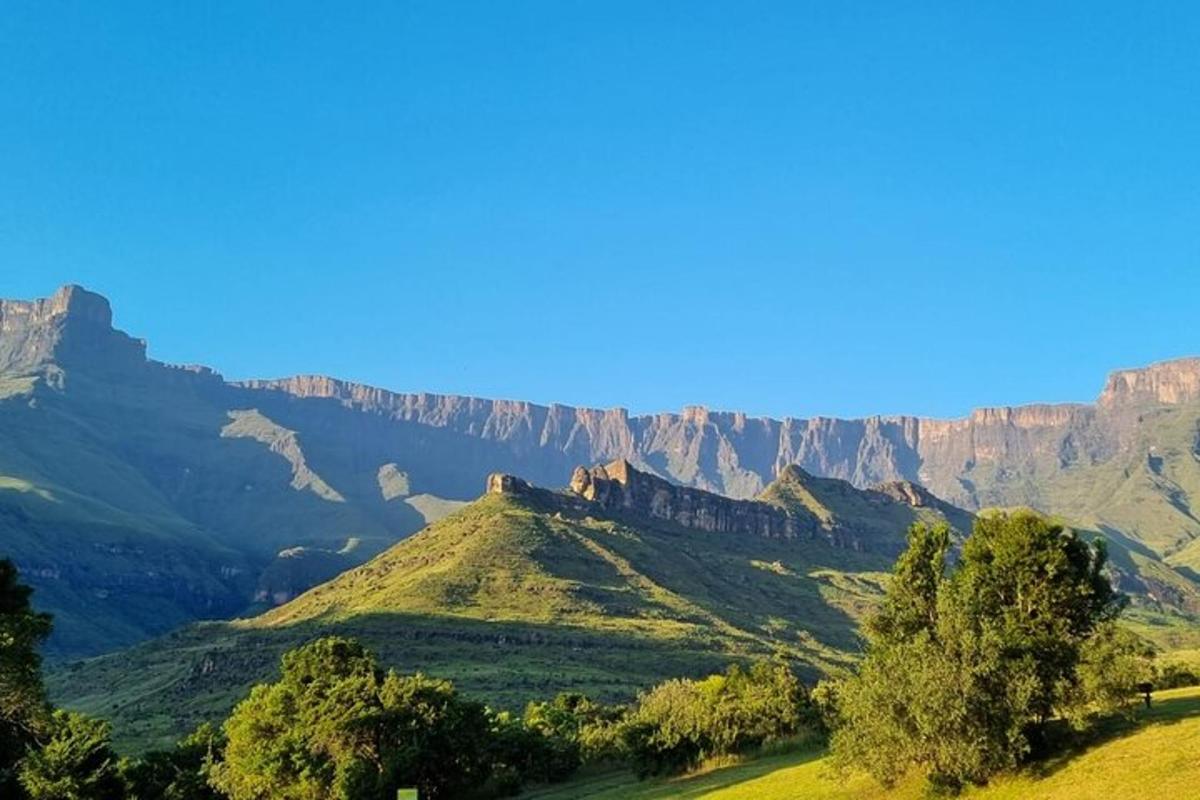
[[487, 459, 967, 555], [246, 357, 1200, 512]]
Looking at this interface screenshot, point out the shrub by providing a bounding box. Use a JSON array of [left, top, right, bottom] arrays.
[[622, 661, 813, 777], [121, 723, 226, 800], [1156, 662, 1200, 690]]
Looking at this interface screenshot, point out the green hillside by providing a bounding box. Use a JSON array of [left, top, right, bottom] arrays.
[[523, 685, 1200, 800], [1038, 402, 1200, 560], [52, 479, 958, 751], [759, 465, 974, 548]]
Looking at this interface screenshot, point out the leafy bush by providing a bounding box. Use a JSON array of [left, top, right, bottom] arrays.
[[1156, 662, 1200, 690], [1068, 623, 1155, 724], [209, 637, 496, 800], [622, 662, 814, 778]]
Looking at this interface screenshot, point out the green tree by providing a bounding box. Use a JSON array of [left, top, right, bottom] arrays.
[[485, 710, 561, 795], [520, 693, 589, 781], [17, 710, 124, 800], [374, 668, 494, 799], [867, 522, 951, 641], [833, 512, 1125, 792], [122, 723, 226, 800], [1068, 623, 1155, 723], [0, 557, 53, 797], [952, 512, 1122, 726], [1155, 661, 1199, 690], [623, 661, 811, 777], [209, 637, 496, 800], [519, 692, 629, 776]]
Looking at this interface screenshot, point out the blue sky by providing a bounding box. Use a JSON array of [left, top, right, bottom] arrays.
[[2, 3, 1198, 419]]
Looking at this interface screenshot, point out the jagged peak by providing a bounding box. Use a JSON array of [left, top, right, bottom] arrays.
[[0, 284, 147, 376], [50, 284, 113, 326], [775, 464, 818, 483], [764, 465, 862, 500], [601, 458, 634, 483]]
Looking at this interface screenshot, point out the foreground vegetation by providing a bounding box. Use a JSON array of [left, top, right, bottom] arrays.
[[832, 512, 1140, 791], [524, 685, 1200, 799], [2, 552, 824, 799], [8, 510, 1197, 798]]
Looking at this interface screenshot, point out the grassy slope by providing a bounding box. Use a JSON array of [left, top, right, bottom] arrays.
[[1039, 403, 1200, 562], [52, 493, 905, 751], [524, 685, 1200, 800], [759, 467, 970, 545], [922, 401, 1200, 634]]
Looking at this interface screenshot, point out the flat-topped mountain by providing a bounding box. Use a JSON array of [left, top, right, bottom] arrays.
[[241, 359, 1200, 504], [0, 284, 144, 374], [3, 284, 1200, 656]]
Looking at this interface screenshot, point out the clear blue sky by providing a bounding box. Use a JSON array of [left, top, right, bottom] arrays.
[[2, 3, 1198, 419]]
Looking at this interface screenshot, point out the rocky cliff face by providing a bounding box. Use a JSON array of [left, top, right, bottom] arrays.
[[1098, 358, 1200, 408], [16, 285, 1198, 516], [486, 459, 966, 552], [246, 367, 1200, 511], [0, 284, 147, 376], [566, 459, 806, 540]]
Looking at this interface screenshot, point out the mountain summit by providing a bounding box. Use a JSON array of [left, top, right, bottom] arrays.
[[2, 285, 1200, 656], [0, 284, 143, 375]]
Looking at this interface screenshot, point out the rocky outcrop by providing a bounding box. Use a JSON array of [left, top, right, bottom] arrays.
[[1099, 358, 1200, 408], [0, 284, 146, 376], [873, 479, 942, 508], [486, 472, 538, 497], [485, 460, 966, 551], [567, 459, 805, 539]]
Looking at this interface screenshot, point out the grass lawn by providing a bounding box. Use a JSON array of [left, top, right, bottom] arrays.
[[523, 686, 1200, 800]]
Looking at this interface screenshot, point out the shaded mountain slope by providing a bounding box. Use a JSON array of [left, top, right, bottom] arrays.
[[0, 287, 455, 654]]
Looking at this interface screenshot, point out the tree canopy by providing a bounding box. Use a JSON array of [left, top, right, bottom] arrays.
[[0, 558, 53, 796], [210, 637, 498, 800], [18, 710, 124, 800], [832, 512, 1134, 792]]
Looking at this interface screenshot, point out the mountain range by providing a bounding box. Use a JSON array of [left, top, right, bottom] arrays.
[[4, 285, 1200, 657]]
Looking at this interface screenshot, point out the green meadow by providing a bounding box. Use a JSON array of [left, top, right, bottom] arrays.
[[524, 685, 1200, 800]]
